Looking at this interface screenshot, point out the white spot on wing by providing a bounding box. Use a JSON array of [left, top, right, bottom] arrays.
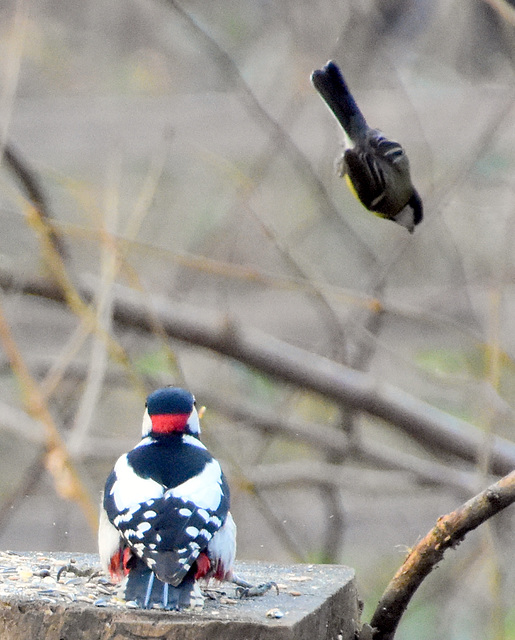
[[185, 526, 199, 538]]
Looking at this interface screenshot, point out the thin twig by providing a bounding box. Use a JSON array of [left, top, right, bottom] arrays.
[[11, 189, 147, 397], [247, 460, 411, 491], [319, 484, 346, 562], [0, 296, 98, 532], [40, 321, 94, 399], [243, 202, 348, 362], [0, 399, 44, 443], [200, 392, 350, 458], [482, 0, 515, 26], [0, 1, 27, 153], [67, 155, 120, 456], [3, 143, 68, 261], [202, 392, 483, 495], [160, 0, 377, 266]]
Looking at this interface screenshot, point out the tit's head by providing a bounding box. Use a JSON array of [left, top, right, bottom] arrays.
[[394, 190, 423, 233], [142, 387, 201, 437]]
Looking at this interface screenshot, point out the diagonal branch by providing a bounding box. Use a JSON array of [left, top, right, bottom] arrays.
[[2, 142, 68, 261], [0, 296, 98, 532], [109, 283, 515, 475], [365, 470, 515, 640], [201, 393, 486, 494], [481, 0, 515, 26], [1, 269, 515, 475]]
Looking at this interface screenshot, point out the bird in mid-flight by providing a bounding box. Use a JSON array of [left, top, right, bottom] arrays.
[[311, 60, 423, 233]]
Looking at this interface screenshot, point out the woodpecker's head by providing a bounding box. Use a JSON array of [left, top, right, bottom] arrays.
[[142, 387, 201, 437]]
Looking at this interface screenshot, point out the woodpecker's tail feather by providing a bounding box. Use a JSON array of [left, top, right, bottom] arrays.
[[124, 559, 204, 610], [311, 60, 368, 143]]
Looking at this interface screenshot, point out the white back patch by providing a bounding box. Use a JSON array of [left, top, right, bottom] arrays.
[[111, 454, 164, 511], [183, 434, 207, 450], [166, 459, 223, 511]]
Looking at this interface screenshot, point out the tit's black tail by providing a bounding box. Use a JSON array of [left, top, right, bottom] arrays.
[[311, 61, 368, 142], [124, 557, 202, 610]]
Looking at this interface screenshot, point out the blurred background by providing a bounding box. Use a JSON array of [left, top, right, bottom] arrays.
[[0, 0, 514, 638]]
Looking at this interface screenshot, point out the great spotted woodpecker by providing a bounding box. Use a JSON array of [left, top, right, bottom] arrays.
[[98, 387, 237, 610]]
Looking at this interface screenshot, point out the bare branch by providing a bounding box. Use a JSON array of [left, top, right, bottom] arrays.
[[246, 460, 485, 498], [160, 0, 377, 266], [110, 283, 515, 475], [366, 470, 515, 640], [481, 0, 515, 26], [247, 460, 413, 491], [1, 269, 515, 475], [67, 158, 120, 457], [0, 399, 44, 443], [355, 440, 485, 496], [0, 376, 482, 495], [203, 394, 486, 494], [2, 142, 68, 261], [0, 296, 98, 532], [200, 392, 350, 458]]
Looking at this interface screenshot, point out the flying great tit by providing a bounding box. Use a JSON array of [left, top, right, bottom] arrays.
[[311, 60, 423, 233]]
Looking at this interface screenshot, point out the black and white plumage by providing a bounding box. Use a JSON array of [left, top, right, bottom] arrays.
[[311, 60, 423, 233], [98, 387, 236, 610]]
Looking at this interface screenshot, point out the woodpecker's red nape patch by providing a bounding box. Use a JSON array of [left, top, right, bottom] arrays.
[[150, 413, 190, 434]]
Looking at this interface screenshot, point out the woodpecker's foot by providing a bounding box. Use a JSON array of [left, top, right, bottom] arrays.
[[203, 588, 224, 601], [232, 574, 279, 599]]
